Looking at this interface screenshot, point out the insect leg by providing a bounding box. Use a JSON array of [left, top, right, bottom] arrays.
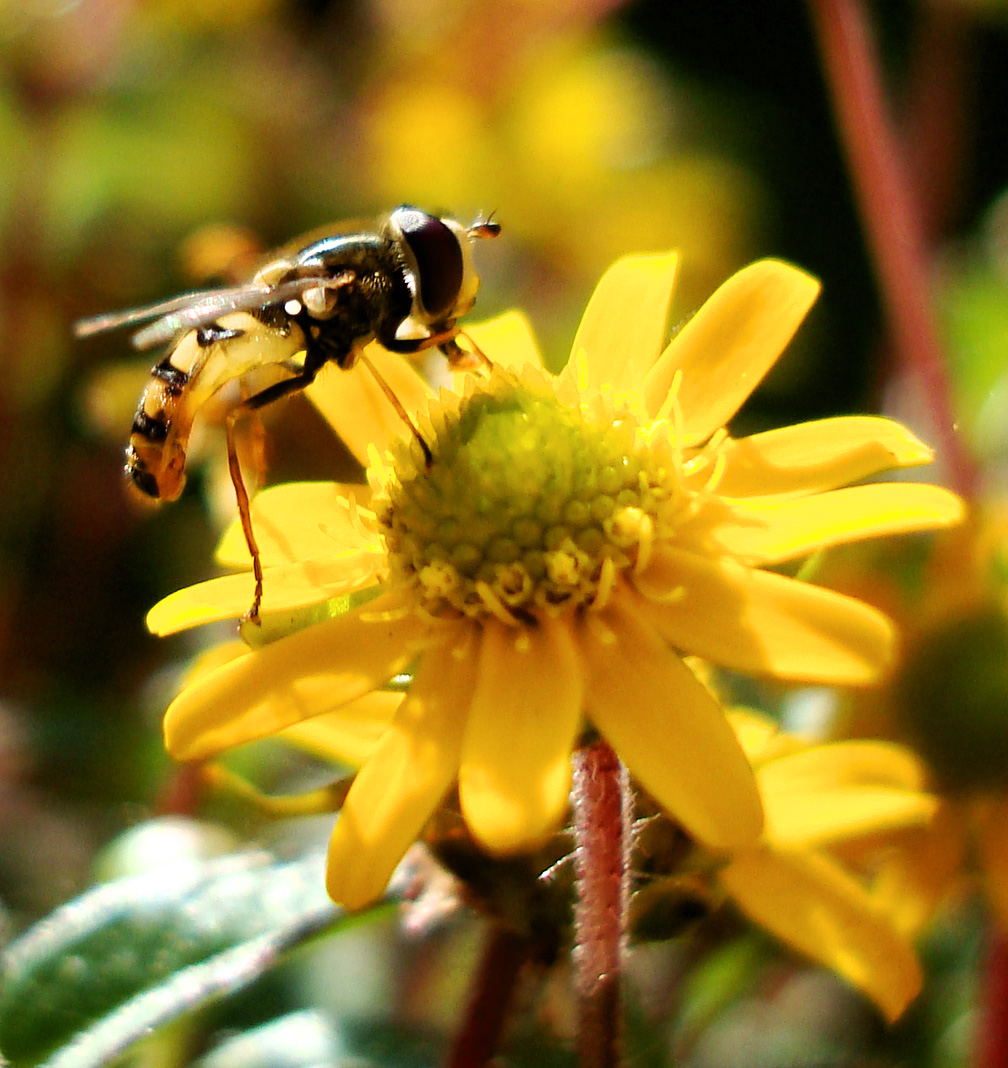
[[446, 331, 494, 371], [225, 408, 266, 626], [381, 327, 459, 356], [384, 327, 492, 372], [357, 350, 433, 465], [225, 365, 322, 625], [240, 365, 322, 412], [236, 378, 269, 493]]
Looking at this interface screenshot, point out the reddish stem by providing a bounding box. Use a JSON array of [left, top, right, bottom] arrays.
[[903, 1, 972, 242], [155, 762, 207, 816], [444, 924, 529, 1068], [806, 0, 979, 499], [977, 928, 1008, 1068], [572, 740, 631, 1068]]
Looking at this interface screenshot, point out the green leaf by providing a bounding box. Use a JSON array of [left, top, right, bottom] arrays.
[[941, 262, 1008, 453], [0, 850, 344, 1067], [193, 1011, 343, 1068], [675, 934, 768, 1046]]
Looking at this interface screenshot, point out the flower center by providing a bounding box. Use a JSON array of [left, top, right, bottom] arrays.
[[895, 607, 1008, 791], [373, 371, 685, 622]]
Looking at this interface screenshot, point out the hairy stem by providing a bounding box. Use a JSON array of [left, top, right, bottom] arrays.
[[572, 740, 631, 1068]]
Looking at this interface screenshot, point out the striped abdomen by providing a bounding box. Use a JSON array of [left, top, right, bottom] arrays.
[[126, 312, 307, 500], [126, 353, 190, 500]]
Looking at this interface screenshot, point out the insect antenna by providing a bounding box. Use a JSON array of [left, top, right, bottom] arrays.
[[467, 212, 501, 240]]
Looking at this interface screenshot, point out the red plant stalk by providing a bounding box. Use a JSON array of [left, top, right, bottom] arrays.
[[809, 3, 1007, 1064], [444, 924, 529, 1068], [903, 2, 971, 242], [572, 740, 632, 1068], [806, 0, 979, 499], [977, 928, 1008, 1068]]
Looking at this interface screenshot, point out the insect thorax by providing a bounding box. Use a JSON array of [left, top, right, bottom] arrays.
[[287, 234, 415, 370]]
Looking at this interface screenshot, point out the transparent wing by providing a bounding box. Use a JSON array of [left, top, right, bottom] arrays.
[[74, 277, 332, 351], [128, 279, 328, 350], [74, 289, 234, 338]]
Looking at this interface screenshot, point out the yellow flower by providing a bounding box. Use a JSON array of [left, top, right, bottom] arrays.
[[826, 509, 1008, 937], [883, 596, 1008, 935], [149, 254, 963, 910], [718, 710, 936, 1022]]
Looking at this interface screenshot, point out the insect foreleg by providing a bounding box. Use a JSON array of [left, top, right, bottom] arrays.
[[381, 326, 459, 357], [357, 350, 432, 465], [382, 326, 491, 373], [445, 331, 493, 371]]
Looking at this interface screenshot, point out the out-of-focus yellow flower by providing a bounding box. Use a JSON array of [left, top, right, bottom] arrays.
[[828, 509, 1008, 937], [361, 38, 760, 308], [139, 0, 281, 28], [149, 254, 963, 909], [719, 710, 936, 1022]]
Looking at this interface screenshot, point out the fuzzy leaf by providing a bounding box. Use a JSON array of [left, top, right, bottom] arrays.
[[0, 851, 346, 1067]]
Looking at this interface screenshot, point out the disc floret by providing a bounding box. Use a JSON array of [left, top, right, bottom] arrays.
[[372, 370, 686, 622]]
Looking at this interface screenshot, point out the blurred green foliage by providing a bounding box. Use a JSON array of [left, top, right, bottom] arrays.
[[2, 0, 1008, 1065]]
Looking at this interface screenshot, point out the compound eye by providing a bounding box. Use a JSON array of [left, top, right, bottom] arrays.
[[396, 208, 464, 320]]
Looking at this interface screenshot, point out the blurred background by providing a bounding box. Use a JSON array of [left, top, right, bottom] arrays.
[[2, 0, 1008, 1065]]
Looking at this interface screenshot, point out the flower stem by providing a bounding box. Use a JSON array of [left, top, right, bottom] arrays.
[[155, 761, 207, 816], [903, 2, 971, 242], [806, 0, 979, 499], [977, 927, 1008, 1068], [444, 924, 529, 1068], [572, 739, 631, 1068]]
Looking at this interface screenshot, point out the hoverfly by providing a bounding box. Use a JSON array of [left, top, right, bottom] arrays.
[[76, 206, 501, 622]]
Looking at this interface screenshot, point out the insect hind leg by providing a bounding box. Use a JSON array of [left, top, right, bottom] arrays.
[[224, 365, 322, 626]]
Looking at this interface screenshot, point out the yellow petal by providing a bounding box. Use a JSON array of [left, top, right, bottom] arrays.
[[458, 311, 544, 379], [181, 640, 248, 684], [281, 691, 404, 767], [581, 596, 762, 849], [727, 708, 804, 765], [685, 483, 964, 566], [459, 616, 583, 853], [870, 806, 966, 935], [163, 589, 428, 760], [633, 548, 895, 685], [720, 844, 922, 1021], [644, 260, 820, 441], [306, 344, 434, 465], [558, 252, 678, 393], [147, 553, 384, 636], [762, 787, 937, 849], [727, 708, 780, 763], [707, 416, 936, 499], [759, 740, 928, 794], [216, 482, 378, 568], [326, 627, 475, 910]]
